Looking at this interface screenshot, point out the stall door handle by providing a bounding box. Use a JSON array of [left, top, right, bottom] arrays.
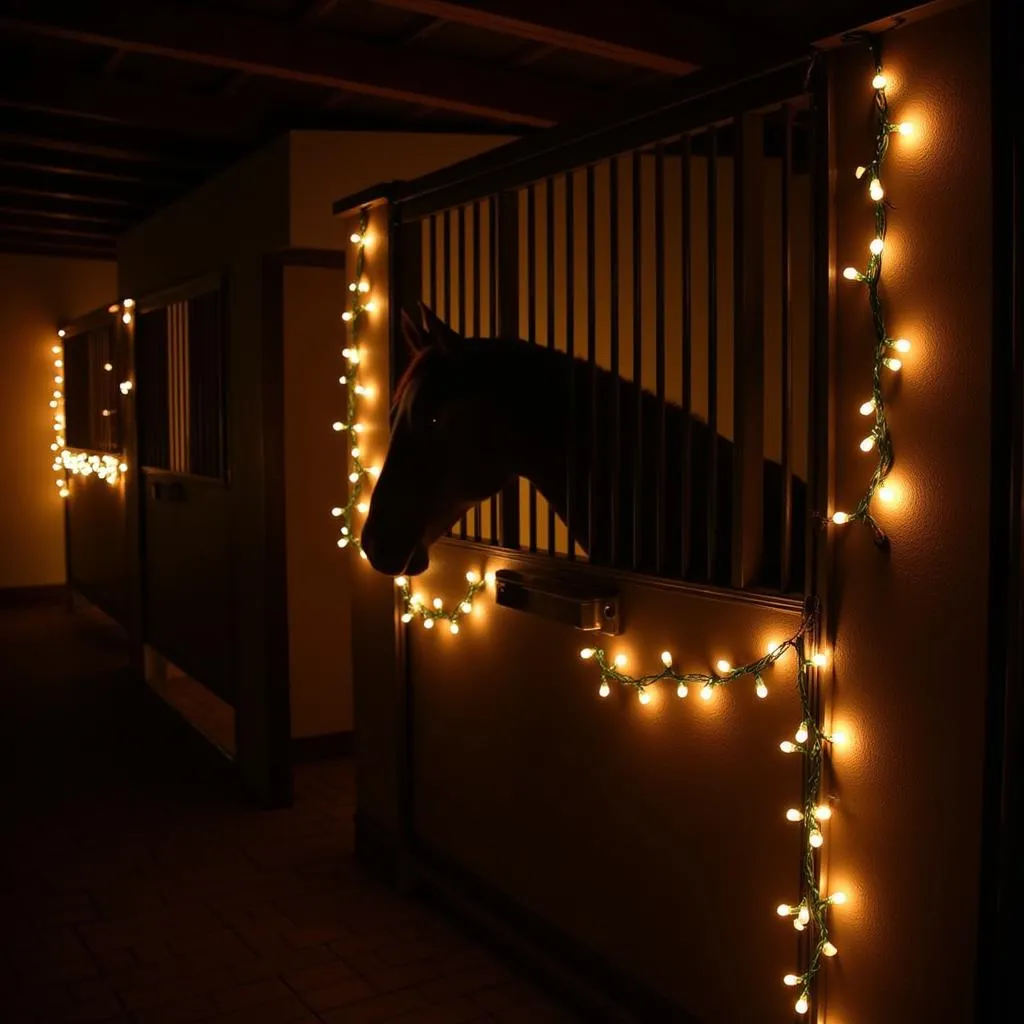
[[150, 481, 186, 502]]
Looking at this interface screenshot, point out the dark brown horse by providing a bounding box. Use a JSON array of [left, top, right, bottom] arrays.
[[361, 303, 804, 586]]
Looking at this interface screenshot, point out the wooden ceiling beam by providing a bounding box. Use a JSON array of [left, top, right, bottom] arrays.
[[0, 234, 116, 260], [0, 220, 119, 242], [0, 144, 181, 185], [0, 166, 175, 207], [0, 2, 585, 127], [0, 197, 137, 225], [369, 0, 760, 74]]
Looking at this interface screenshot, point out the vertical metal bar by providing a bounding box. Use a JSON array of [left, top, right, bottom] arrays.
[[489, 197, 499, 544], [457, 204, 468, 536], [497, 191, 520, 549], [429, 214, 437, 312], [680, 133, 693, 578], [631, 150, 643, 571], [443, 208, 452, 323], [731, 111, 766, 590], [472, 200, 484, 542], [609, 157, 621, 566], [565, 170, 576, 560], [706, 126, 719, 581], [586, 163, 597, 563], [654, 142, 666, 574], [527, 185, 538, 552], [780, 104, 794, 591], [546, 175, 556, 556]]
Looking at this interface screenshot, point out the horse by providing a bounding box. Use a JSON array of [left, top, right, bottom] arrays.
[[361, 303, 805, 587]]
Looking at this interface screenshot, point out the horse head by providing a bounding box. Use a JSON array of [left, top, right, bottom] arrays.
[[361, 303, 517, 576]]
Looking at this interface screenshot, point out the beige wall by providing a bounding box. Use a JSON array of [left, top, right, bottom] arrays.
[[0, 253, 116, 589], [827, 5, 991, 1021], [289, 131, 515, 250]]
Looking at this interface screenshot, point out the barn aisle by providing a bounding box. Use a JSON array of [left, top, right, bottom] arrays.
[[0, 604, 577, 1024]]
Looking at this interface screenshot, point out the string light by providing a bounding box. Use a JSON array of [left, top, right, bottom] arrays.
[[830, 49, 917, 547], [394, 572, 489, 633]]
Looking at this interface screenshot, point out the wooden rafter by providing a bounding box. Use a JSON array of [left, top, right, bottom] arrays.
[[0, 2, 589, 127], [369, 0, 767, 74]]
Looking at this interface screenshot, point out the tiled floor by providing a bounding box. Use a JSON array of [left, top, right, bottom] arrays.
[[0, 604, 578, 1024]]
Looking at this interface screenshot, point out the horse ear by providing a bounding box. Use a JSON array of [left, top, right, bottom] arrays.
[[418, 301, 461, 351], [401, 309, 425, 356]]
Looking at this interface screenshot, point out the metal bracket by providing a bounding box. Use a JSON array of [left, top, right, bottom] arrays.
[[493, 569, 621, 635]]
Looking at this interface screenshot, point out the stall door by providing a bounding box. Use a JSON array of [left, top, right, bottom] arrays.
[[135, 289, 234, 705]]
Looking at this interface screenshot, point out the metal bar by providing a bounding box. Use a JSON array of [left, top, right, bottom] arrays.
[[632, 150, 642, 571], [780, 103, 794, 591], [586, 163, 597, 564], [527, 184, 538, 552], [546, 175, 556, 556], [457, 203, 468, 536], [731, 111, 766, 590], [489, 196, 499, 543], [680, 132, 693, 577], [428, 213, 437, 311], [472, 199, 484, 542], [609, 157, 621, 566], [706, 126, 718, 581], [654, 142, 666, 574], [565, 169, 576, 560], [497, 190, 520, 548]]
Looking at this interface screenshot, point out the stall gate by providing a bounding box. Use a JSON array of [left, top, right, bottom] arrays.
[[351, 61, 829, 1021]]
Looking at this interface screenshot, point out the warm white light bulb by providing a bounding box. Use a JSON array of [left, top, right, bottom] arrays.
[[599, 681, 611, 698], [614, 653, 628, 668], [830, 891, 848, 905], [809, 830, 824, 849], [580, 648, 595, 660], [341, 311, 353, 322], [59, 487, 70, 498], [331, 507, 342, 517], [121, 312, 132, 325], [860, 399, 875, 415], [884, 356, 902, 371], [795, 996, 809, 1015], [855, 165, 866, 179], [783, 974, 800, 987], [357, 280, 370, 293], [411, 594, 424, 607], [433, 598, 443, 610], [350, 232, 363, 244], [332, 422, 345, 432], [638, 690, 651, 705], [878, 484, 895, 502], [357, 502, 369, 513], [449, 622, 459, 635], [352, 423, 365, 433], [401, 612, 413, 623], [786, 808, 803, 822], [394, 576, 408, 588], [348, 282, 357, 293], [780, 740, 797, 753], [869, 237, 884, 256], [896, 121, 914, 136], [756, 679, 769, 699], [677, 682, 688, 698], [484, 572, 496, 585], [660, 651, 672, 667], [812, 652, 828, 668], [893, 338, 912, 353], [861, 430, 877, 448], [831, 511, 850, 525], [815, 805, 833, 821], [339, 375, 347, 385], [869, 178, 884, 201], [461, 601, 472, 613], [777, 903, 791, 918], [872, 72, 888, 90], [700, 684, 713, 701], [798, 905, 810, 925], [843, 266, 861, 281], [363, 301, 377, 313], [465, 570, 480, 584], [715, 659, 731, 674], [795, 724, 809, 743], [830, 729, 849, 746], [823, 942, 838, 957], [423, 618, 434, 629], [337, 537, 349, 548], [368, 466, 381, 478], [55, 332, 65, 341], [49, 400, 58, 409], [348, 472, 359, 483], [350, 447, 360, 458]]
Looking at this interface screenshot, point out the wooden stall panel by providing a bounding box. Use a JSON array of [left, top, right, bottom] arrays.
[[408, 542, 804, 1023], [66, 473, 129, 624]]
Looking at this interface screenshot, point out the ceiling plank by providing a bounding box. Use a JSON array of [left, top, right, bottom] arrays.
[[0, 197, 137, 225], [0, 166, 175, 207], [0, 144, 181, 185], [0, 2, 587, 127], [0, 235, 116, 260], [0, 220, 119, 242], [370, 0, 735, 74]]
